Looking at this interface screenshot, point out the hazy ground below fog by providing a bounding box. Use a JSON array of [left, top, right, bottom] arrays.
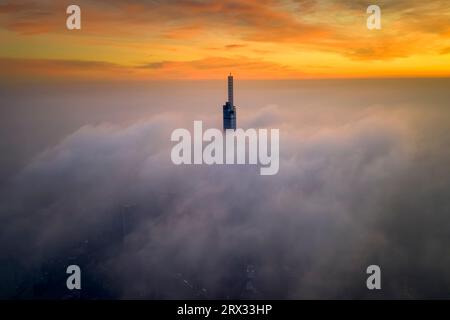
[[0, 79, 450, 299]]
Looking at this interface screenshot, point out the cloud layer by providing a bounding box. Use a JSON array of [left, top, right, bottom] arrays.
[[1, 0, 450, 80], [1, 80, 450, 298]]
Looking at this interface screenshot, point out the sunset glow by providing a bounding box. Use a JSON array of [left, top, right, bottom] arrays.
[[1, 0, 450, 81]]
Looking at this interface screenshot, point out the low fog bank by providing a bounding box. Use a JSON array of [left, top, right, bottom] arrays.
[[1, 80, 450, 299]]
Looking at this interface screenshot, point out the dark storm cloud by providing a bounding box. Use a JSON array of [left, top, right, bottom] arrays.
[[1, 89, 450, 299]]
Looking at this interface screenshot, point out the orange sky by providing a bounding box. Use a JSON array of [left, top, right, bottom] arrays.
[[1, 0, 450, 81]]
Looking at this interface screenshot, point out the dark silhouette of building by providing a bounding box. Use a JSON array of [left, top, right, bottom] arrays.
[[223, 73, 236, 130]]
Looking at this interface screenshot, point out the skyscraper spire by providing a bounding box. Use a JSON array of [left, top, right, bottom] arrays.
[[228, 73, 233, 107], [223, 74, 237, 130]]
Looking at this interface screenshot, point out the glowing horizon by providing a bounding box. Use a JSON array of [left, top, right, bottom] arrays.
[[1, 0, 450, 81]]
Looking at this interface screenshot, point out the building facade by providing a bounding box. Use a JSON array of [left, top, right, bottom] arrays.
[[223, 74, 237, 130]]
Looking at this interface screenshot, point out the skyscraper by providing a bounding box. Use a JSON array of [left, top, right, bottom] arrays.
[[223, 73, 236, 130]]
